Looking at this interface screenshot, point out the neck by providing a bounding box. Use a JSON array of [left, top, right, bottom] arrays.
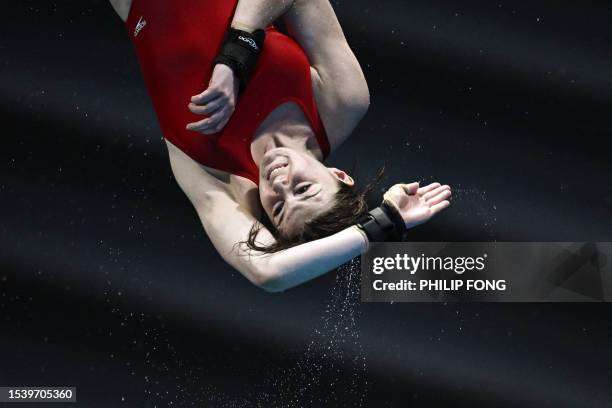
[[250, 105, 323, 168]]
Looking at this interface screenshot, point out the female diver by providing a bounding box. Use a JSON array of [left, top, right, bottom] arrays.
[[109, 0, 452, 292]]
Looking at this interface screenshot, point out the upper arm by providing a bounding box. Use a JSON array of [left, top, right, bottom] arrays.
[[109, 0, 131, 22], [283, 0, 370, 149], [165, 140, 278, 287]]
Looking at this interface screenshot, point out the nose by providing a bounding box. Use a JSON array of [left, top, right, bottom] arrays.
[[272, 174, 289, 193]]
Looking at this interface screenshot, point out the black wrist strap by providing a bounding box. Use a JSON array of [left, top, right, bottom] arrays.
[[382, 201, 407, 238], [213, 28, 265, 92], [357, 204, 406, 242]]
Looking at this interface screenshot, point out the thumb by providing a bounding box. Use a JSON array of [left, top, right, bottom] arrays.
[[403, 182, 419, 194]]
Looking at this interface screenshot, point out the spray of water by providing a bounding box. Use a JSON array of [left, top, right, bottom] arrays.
[[110, 258, 368, 407], [267, 257, 367, 407]]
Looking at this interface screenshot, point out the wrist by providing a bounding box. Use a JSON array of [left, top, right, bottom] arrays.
[[231, 21, 259, 33], [351, 225, 370, 253], [213, 63, 241, 88], [356, 204, 406, 242], [213, 28, 266, 91]]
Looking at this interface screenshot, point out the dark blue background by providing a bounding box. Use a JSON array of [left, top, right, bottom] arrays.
[[2, 0, 612, 406]]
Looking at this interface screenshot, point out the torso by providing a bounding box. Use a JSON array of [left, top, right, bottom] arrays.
[[110, 0, 348, 207]]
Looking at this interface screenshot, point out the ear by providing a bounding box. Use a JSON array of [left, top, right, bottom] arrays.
[[329, 168, 355, 187]]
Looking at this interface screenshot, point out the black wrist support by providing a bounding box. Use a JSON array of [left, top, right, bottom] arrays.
[[213, 28, 266, 91], [357, 203, 407, 242]]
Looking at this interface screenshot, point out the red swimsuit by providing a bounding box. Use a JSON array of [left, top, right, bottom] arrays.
[[126, 0, 330, 184]]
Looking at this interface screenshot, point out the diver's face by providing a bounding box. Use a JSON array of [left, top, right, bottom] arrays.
[[259, 147, 353, 236]]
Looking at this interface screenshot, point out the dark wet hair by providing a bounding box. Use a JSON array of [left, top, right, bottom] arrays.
[[244, 168, 384, 254]]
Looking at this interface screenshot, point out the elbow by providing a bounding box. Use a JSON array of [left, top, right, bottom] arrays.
[[253, 276, 287, 293], [353, 65, 371, 118], [342, 77, 370, 122], [355, 89, 370, 120], [250, 268, 287, 293], [351, 88, 370, 120], [358, 74, 371, 111], [258, 279, 286, 294]]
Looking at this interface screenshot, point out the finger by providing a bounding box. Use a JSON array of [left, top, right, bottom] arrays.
[[401, 182, 420, 194], [185, 109, 227, 131], [202, 117, 230, 135], [200, 109, 231, 134], [202, 108, 227, 128], [423, 185, 450, 201], [430, 200, 450, 215], [417, 182, 441, 195], [427, 189, 451, 205], [191, 88, 221, 104], [188, 99, 224, 115], [186, 117, 213, 132]]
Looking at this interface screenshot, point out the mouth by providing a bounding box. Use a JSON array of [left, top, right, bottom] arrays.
[[266, 163, 288, 181]]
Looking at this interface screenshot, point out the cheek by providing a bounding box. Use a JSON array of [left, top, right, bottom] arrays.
[[258, 187, 274, 216]]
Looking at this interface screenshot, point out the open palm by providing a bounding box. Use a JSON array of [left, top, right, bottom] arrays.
[[383, 182, 451, 229]]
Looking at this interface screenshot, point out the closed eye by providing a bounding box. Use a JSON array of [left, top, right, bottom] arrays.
[[276, 189, 321, 228], [295, 184, 311, 195], [273, 201, 284, 217]]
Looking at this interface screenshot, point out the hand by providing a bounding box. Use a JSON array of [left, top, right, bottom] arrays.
[[383, 182, 451, 229], [186, 64, 239, 134]]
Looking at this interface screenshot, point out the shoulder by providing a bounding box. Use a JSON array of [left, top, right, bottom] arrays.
[[280, 0, 370, 150], [310, 62, 370, 152], [165, 140, 260, 216]]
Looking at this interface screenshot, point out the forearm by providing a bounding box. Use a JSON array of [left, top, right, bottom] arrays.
[[188, 187, 368, 293], [231, 0, 295, 31], [257, 226, 369, 292]]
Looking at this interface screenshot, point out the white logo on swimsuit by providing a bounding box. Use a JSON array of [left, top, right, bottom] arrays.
[[134, 16, 147, 37], [238, 35, 259, 50]]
